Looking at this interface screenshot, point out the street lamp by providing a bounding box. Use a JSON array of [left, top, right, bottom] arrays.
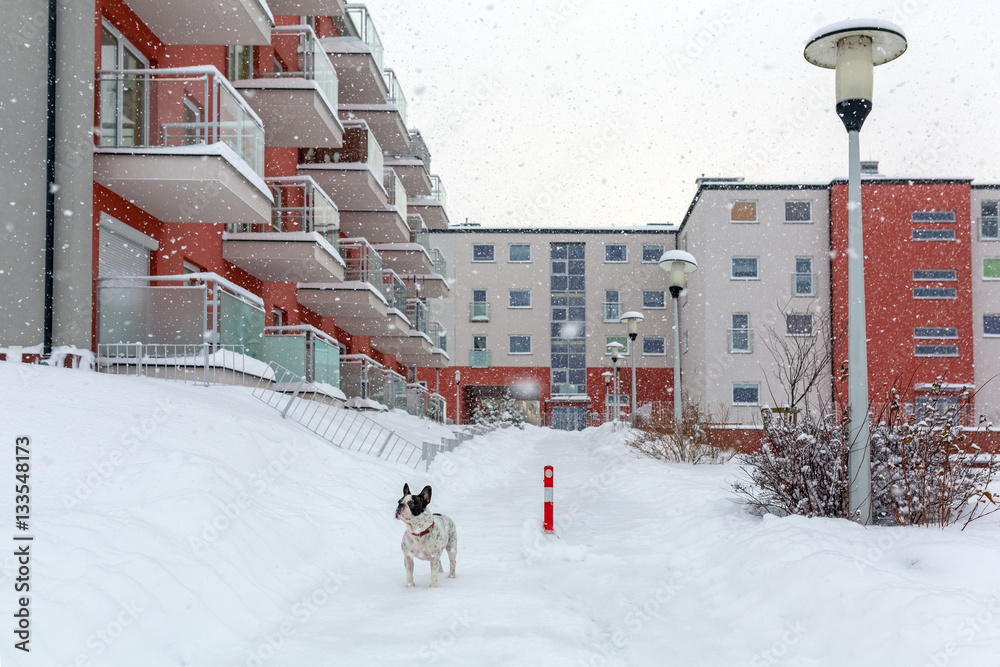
[[620, 311, 644, 424], [601, 371, 613, 423], [607, 341, 625, 421], [658, 250, 697, 439], [805, 20, 906, 526], [454, 369, 462, 426]]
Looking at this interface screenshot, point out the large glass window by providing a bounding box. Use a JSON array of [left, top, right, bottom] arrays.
[[604, 290, 620, 322], [794, 257, 814, 296], [913, 229, 956, 241], [913, 287, 958, 299], [473, 244, 495, 262], [642, 336, 665, 355], [509, 244, 531, 262], [730, 313, 751, 353], [508, 289, 531, 308], [733, 383, 759, 405], [731, 201, 757, 222], [509, 335, 531, 355], [985, 315, 1000, 337], [785, 201, 812, 223], [786, 313, 814, 336], [228, 45, 253, 81], [100, 24, 147, 147], [984, 259, 1000, 279], [642, 290, 666, 309], [605, 244, 628, 263], [551, 243, 586, 394], [913, 269, 957, 281], [982, 202, 999, 240], [642, 244, 664, 263], [732, 257, 758, 279]]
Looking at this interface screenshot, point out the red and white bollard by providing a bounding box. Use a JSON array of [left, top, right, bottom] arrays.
[[543, 466, 554, 534]]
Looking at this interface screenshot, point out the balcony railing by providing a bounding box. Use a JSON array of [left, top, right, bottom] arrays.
[[383, 269, 407, 313], [469, 302, 490, 322], [792, 272, 818, 297], [428, 321, 447, 352], [429, 174, 447, 206], [430, 247, 446, 276], [97, 66, 265, 177], [469, 349, 491, 369], [728, 328, 754, 354], [341, 238, 384, 287], [97, 272, 265, 359], [263, 325, 341, 387], [385, 369, 408, 410], [406, 298, 428, 334], [225, 176, 339, 239], [266, 25, 339, 113], [340, 353, 383, 402], [382, 68, 408, 126], [345, 4, 385, 73], [385, 168, 407, 218], [409, 224, 430, 254]]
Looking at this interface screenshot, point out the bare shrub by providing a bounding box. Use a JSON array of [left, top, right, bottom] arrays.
[[627, 403, 734, 464]]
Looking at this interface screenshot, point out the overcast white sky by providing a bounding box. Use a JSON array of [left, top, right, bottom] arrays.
[[364, 0, 1000, 228]]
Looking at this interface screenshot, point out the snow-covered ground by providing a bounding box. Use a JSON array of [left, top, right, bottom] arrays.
[[2, 361, 1000, 666]]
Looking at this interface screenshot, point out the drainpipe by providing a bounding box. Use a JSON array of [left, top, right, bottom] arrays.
[[43, 0, 57, 357]]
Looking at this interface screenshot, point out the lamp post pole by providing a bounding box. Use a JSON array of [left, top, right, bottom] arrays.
[[620, 312, 644, 425], [454, 369, 462, 426], [805, 21, 907, 525], [602, 372, 612, 423], [607, 342, 625, 422], [658, 250, 698, 443]]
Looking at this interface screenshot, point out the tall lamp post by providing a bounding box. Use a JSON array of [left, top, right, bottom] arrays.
[[601, 371, 613, 423], [620, 312, 644, 424], [658, 250, 698, 439], [805, 20, 906, 525], [607, 342, 624, 421], [454, 369, 462, 426]]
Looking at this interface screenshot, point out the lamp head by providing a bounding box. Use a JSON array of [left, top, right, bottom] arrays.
[[607, 341, 624, 362], [620, 311, 644, 339], [454, 369, 461, 384], [658, 250, 698, 295]]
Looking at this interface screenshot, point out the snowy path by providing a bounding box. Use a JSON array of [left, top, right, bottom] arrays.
[[4, 364, 1000, 666]]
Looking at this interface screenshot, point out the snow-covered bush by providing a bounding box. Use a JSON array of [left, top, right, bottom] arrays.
[[471, 396, 526, 429], [734, 382, 999, 526], [627, 403, 734, 464]]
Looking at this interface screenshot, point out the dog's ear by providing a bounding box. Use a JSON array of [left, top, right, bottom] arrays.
[[419, 485, 432, 504], [403, 483, 411, 496]]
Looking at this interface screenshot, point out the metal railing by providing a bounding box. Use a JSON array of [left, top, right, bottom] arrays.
[[409, 224, 430, 254], [264, 325, 341, 388], [728, 328, 754, 354], [345, 5, 385, 73], [428, 174, 447, 207], [470, 349, 491, 368], [383, 269, 407, 313], [430, 247, 447, 276], [429, 321, 447, 352], [96, 343, 261, 386], [384, 167, 407, 218], [226, 176, 340, 240], [385, 369, 408, 410], [407, 298, 428, 334], [267, 25, 339, 113], [382, 67, 408, 125], [96, 66, 265, 177], [469, 302, 490, 321], [340, 353, 383, 402], [792, 272, 818, 297], [341, 238, 385, 291]]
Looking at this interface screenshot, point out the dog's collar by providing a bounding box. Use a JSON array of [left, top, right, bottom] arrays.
[[411, 522, 434, 537]]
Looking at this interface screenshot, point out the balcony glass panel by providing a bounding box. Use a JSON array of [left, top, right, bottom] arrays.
[[96, 66, 265, 177], [345, 6, 385, 72], [219, 291, 265, 359], [267, 26, 339, 112], [429, 174, 447, 207], [383, 270, 407, 312], [383, 68, 408, 125], [470, 349, 491, 368], [263, 333, 307, 377], [407, 298, 428, 334]]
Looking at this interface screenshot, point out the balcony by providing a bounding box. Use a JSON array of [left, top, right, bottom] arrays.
[[268, 0, 346, 17], [262, 325, 343, 398], [408, 174, 449, 230], [469, 302, 490, 322], [728, 328, 755, 354], [373, 297, 432, 362], [400, 229, 449, 298], [469, 349, 491, 369], [372, 238, 432, 277], [232, 25, 344, 148], [297, 238, 392, 335], [339, 67, 409, 151], [223, 176, 345, 283], [298, 121, 387, 211], [125, 0, 272, 46], [321, 5, 388, 105], [94, 67, 271, 226], [792, 272, 818, 297], [338, 167, 410, 243]]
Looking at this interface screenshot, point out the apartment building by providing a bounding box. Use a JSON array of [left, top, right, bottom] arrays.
[[1, 1, 452, 415], [431, 166, 1000, 430]]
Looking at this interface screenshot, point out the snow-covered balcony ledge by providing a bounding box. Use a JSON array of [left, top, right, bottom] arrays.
[[321, 5, 389, 105], [408, 175, 449, 230], [339, 68, 410, 151], [126, 0, 273, 46], [298, 122, 389, 213]]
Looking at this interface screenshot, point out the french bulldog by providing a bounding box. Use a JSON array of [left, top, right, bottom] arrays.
[[395, 484, 457, 588]]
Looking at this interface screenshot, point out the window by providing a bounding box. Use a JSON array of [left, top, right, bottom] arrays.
[[913, 287, 958, 299], [914, 395, 963, 424], [730, 201, 757, 222], [605, 336, 629, 356], [271, 307, 286, 327], [785, 201, 812, 223], [642, 290, 666, 309], [786, 313, 814, 336], [642, 336, 665, 355], [100, 23, 148, 147], [912, 211, 956, 223], [732, 257, 759, 279], [913, 269, 957, 281], [733, 383, 759, 405], [729, 313, 751, 353], [913, 229, 956, 241], [605, 244, 628, 263], [228, 45, 253, 81], [985, 315, 1000, 337], [473, 335, 487, 350], [914, 327, 958, 339], [509, 335, 531, 355], [473, 289, 486, 303], [604, 290, 621, 322], [508, 289, 531, 308], [915, 344, 959, 357], [793, 257, 815, 296], [508, 244, 531, 262], [982, 202, 999, 240], [984, 259, 1000, 279], [470, 289, 489, 321], [472, 244, 495, 262], [642, 244, 664, 263]]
